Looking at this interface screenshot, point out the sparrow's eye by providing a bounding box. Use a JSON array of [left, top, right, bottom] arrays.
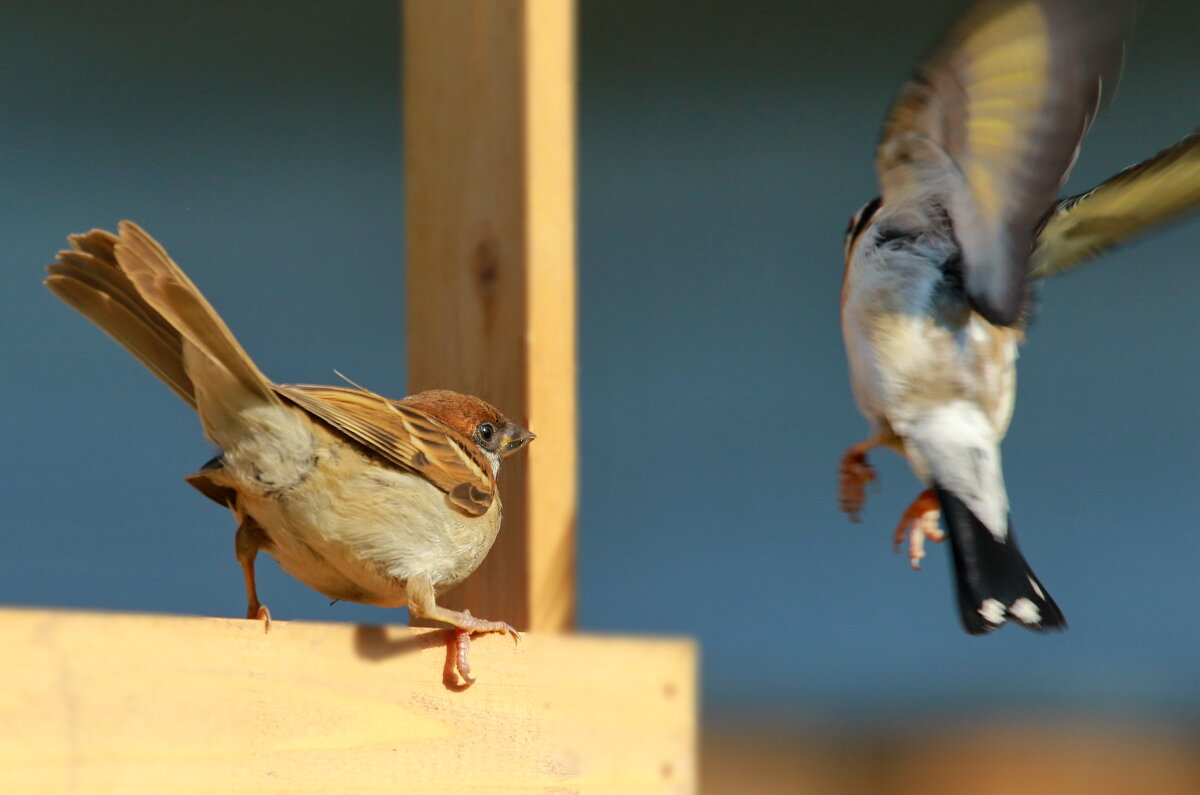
[[477, 422, 496, 443]]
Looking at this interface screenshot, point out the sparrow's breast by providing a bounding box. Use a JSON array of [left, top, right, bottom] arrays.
[[232, 423, 503, 608]]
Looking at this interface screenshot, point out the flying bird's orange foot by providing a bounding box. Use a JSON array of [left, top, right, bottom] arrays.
[[839, 443, 878, 521], [894, 489, 945, 570]]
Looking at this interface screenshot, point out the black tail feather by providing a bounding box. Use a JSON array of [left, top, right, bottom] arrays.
[[934, 484, 1066, 635]]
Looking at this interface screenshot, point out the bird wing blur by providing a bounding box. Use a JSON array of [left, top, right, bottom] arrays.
[[840, 0, 1138, 634], [877, 0, 1129, 325], [1032, 129, 1200, 278]]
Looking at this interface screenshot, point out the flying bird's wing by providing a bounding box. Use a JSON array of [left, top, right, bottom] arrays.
[[877, 0, 1132, 324], [1032, 129, 1200, 278]]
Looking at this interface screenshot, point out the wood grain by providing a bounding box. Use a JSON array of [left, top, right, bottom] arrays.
[[0, 608, 694, 793], [404, 0, 577, 633]]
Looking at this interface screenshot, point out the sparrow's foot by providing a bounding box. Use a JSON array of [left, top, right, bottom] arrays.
[[839, 443, 878, 521], [454, 624, 475, 683], [417, 605, 520, 684], [247, 601, 272, 633], [893, 488, 945, 570], [236, 519, 272, 633]]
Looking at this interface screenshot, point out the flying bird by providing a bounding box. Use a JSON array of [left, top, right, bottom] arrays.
[[838, 0, 1200, 633]]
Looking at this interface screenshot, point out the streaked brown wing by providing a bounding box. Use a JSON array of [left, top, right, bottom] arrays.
[[1032, 129, 1200, 279], [878, 0, 1131, 325], [274, 384, 495, 516]]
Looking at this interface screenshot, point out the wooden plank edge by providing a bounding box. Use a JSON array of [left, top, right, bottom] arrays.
[[0, 607, 695, 792]]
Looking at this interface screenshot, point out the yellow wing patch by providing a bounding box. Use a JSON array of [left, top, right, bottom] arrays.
[[1032, 130, 1200, 278]]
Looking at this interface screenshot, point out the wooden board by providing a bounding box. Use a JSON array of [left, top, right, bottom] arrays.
[[0, 608, 694, 793], [404, 0, 578, 634]]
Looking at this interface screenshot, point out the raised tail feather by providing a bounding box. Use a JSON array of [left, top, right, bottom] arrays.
[[45, 227, 196, 407], [935, 484, 1066, 634], [45, 222, 281, 450], [109, 221, 275, 407]]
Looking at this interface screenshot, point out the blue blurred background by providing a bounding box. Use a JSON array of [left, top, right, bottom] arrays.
[[4, 0, 1198, 738]]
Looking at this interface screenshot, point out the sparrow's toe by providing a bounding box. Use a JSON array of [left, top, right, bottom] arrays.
[[453, 608, 522, 644], [246, 602, 272, 633], [446, 608, 520, 684], [454, 627, 475, 683]]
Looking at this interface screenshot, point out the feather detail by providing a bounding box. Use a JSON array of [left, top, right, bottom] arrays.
[[896, 401, 1009, 540], [112, 221, 277, 408], [46, 229, 196, 407], [45, 223, 503, 517], [878, 0, 1132, 325], [937, 484, 1065, 634], [1032, 128, 1200, 278], [274, 384, 496, 517]]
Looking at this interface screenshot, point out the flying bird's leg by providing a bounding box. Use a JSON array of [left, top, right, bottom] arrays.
[[407, 575, 520, 684], [893, 489, 945, 570], [235, 519, 273, 632], [839, 440, 880, 521]]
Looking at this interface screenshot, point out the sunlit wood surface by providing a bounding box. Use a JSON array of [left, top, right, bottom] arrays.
[[0, 608, 694, 792]]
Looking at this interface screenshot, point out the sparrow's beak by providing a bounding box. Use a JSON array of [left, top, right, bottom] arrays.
[[501, 426, 535, 457]]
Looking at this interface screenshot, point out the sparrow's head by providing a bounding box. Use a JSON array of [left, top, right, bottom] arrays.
[[404, 389, 535, 473]]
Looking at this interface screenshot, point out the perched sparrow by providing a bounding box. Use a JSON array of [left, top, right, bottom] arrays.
[[46, 221, 534, 680], [839, 0, 1200, 634]]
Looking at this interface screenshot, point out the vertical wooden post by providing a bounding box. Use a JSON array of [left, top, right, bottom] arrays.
[[404, 0, 576, 632]]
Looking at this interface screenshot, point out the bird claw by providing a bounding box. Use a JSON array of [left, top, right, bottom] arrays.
[[454, 628, 475, 683], [839, 447, 878, 521], [247, 602, 272, 633], [893, 489, 944, 570], [450, 609, 521, 684], [905, 515, 945, 570]]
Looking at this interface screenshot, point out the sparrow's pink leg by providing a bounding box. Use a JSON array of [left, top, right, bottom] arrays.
[[407, 577, 520, 684], [235, 520, 272, 633], [839, 441, 879, 521], [434, 608, 519, 684], [455, 625, 473, 681], [893, 489, 945, 570]]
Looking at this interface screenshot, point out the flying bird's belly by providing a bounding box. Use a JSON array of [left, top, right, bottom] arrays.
[[235, 437, 503, 607], [845, 296, 1017, 437]]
